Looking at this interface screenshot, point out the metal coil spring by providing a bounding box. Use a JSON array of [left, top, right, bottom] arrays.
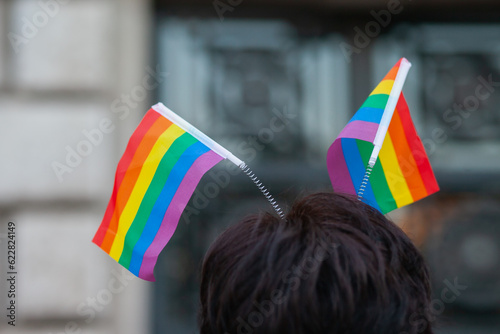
[[240, 164, 285, 219], [357, 165, 373, 201]]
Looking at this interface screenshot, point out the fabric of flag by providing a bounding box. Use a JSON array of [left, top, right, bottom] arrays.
[[93, 108, 224, 281], [327, 58, 439, 214]]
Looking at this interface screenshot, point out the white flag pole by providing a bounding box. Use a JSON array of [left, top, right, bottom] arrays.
[[152, 102, 285, 219], [357, 58, 412, 202], [368, 58, 412, 168], [153, 103, 244, 167]]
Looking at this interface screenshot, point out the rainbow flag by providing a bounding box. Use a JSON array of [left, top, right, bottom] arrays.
[[327, 58, 439, 213], [93, 103, 242, 281]]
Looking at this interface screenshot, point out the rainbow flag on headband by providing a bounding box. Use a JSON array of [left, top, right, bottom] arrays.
[[327, 58, 439, 213], [93, 103, 243, 281]]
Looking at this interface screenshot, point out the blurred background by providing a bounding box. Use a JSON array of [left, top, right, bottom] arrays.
[[1, 0, 500, 333]]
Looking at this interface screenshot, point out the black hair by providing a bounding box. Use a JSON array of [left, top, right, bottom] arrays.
[[199, 192, 433, 334]]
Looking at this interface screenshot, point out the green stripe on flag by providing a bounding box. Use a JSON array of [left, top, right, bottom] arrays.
[[360, 94, 389, 110], [119, 132, 197, 267], [356, 139, 397, 213]]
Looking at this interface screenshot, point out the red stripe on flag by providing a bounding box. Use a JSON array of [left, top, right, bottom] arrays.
[[395, 94, 439, 196], [99, 115, 174, 253], [388, 102, 428, 201], [93, 110, 161, 246]]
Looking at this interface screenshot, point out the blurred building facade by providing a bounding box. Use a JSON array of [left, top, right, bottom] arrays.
[[153, 1, 500, 334]]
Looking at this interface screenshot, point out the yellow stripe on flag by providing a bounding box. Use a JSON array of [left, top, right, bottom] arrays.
[[370, 79, 394, 96], [378, 133, 414, 208], [108, 125, 185, 260]]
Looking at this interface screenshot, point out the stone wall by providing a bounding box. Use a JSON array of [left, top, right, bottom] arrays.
[[0, 0, 154, 333]]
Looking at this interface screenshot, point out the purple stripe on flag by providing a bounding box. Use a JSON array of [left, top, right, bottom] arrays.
[[327, 139, 356, 196], [338, 120, 379, 143], [138, 150, 224, 281]]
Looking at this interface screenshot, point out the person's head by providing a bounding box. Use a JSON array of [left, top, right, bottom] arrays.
[[199, 192, 433, 334]]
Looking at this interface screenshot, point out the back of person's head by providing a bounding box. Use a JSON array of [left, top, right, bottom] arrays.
[[199, 192, 433, 334]]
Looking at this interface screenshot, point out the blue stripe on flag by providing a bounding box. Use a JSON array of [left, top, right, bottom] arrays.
[[341, 138, 382, 212], [350, 107, 384, 124], [127, 141, 210, 275]]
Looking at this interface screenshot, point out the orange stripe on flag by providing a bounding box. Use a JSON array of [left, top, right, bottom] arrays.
[[395, 94, 439, 197], [388, 107, 428, 201], [383, 59, 401, 81], [100, 116, 173, 253], [93, 111, 161, 246]]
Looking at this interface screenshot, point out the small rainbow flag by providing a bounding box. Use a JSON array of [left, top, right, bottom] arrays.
[[93, 103, 243, 281], [327, 58, 439, 213]]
